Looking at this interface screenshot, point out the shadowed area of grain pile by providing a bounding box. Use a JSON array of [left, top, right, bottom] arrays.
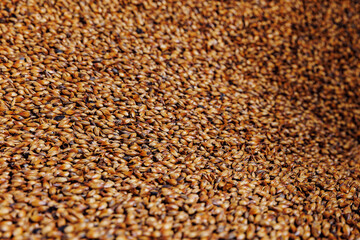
[[0, 0, 359, 239]]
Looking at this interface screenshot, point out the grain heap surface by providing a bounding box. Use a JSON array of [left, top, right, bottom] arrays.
[[0, 0, 359, 239]]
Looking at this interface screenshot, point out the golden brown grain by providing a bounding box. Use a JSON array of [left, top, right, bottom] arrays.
[[0, 0, 359, 239]]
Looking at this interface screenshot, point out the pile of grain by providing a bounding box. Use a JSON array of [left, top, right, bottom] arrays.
[[0, 0, 359, 239]]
